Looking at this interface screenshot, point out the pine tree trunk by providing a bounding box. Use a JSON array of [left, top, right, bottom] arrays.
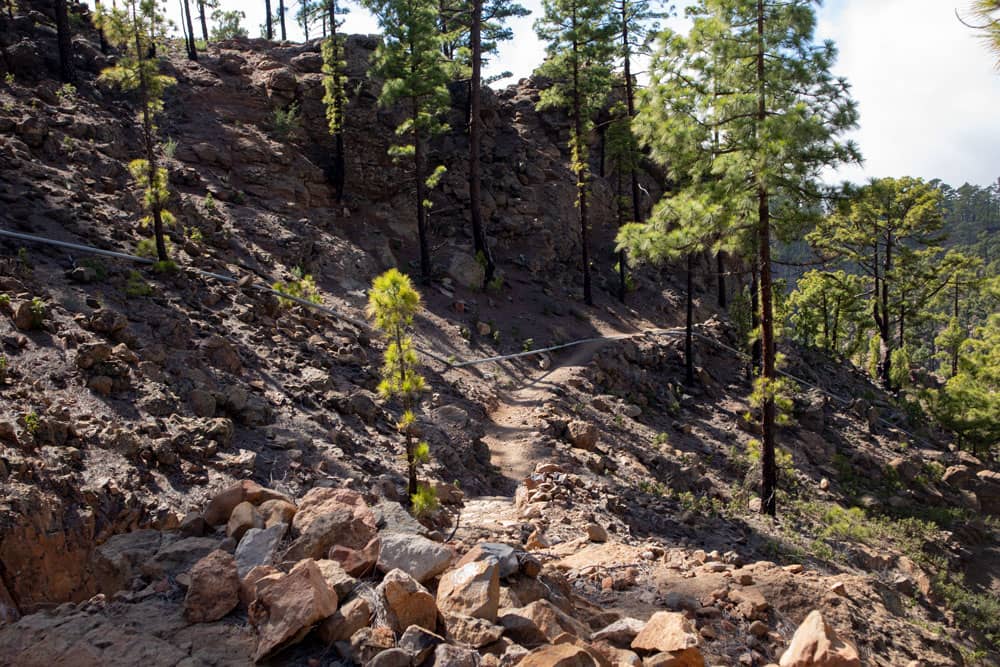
[[279, 0, 286, 40], [716, 253, 726, 308], [469, 0, 494, 285], [329, 1, 345, 202], [750, 263, 761, 376], [878, 233, 894, 389], [95, 0, 108, 53], [620, 0, 640, 304], [182, 0, 198, 60], [685, 253, 695, 386], [756, 0, 777, 518], [414, 101, 431, 283], [571, 8, 592, 306], [55, 0, 74, 82], [265, 0, 273, 40], [197, 0, 209, 42]]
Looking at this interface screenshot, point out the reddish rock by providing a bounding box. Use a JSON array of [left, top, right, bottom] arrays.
[[227, 501, 264, 542], [284, 488, 378, 560], [204, 480, 261, 526], [378, 568, 438, 634], [249, 559, 339, 661], [631, 612, 701, 654], [436, 557, 500, 622], [330, 536, 380, 577], [316, 596, 371, 643], [499, 600, 590, 647], [779, 610, 860, 667], [519, 643, 598, 667], [183, 550, 240, 623], [239, 564, 279, 607]]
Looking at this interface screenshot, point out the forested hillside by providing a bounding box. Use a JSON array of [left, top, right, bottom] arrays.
[[0, 1, 997, 666]]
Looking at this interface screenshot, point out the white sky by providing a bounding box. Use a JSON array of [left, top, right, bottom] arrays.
[[86, 0, 1000, 188]]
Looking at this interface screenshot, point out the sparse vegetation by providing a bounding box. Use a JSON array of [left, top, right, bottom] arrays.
[[273, 268, 322, 308], [271, 101, 300, 140], [126, 270, 154, 297]]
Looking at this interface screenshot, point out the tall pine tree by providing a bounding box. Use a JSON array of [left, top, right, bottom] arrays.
[[365, 0, 451, 283], [621, 0, 859, 516], [322, 0, 349, 202], [535, 0, 615, 306], [97, 0, 177, 263]]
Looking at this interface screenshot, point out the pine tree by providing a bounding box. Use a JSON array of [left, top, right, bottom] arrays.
[[210, 8, 247, 40], [322, 0, 349, 202], [55, 0, 75, 82], [787, 270, 869, 356], [810, 177, 943, 391], [611, 0, 666, 301], [364, 0, 451, 283], [181, 0, 198, 60], [468, 0, 528, 285], [196, 0, 217, 43], [97, 0, 177, 263], [621, 0, 859, 516], [367, 269, 434, 508], [279, 0, 287, 40], [535, 0, 616, 306], [264, 0, 273, 39]]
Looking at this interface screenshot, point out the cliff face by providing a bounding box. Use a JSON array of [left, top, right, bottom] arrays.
[[0, 7, 998, 667]]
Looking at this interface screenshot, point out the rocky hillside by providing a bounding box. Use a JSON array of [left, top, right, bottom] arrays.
[[0, 5, 998, 667]]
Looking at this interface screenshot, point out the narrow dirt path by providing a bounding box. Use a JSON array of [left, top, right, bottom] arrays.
[[481, 340, 608, 491]]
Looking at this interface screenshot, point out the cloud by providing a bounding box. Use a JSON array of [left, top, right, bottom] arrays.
[[816, 0, 1000, 187]]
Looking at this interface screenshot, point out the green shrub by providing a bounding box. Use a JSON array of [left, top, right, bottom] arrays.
[[273, 268, 322, 308], [410, 483, 439, 518], [203, 192, 216, 214], [126, 270, 153, 297], [163, 136, 178, 158], [271, 101, 300, 140], [0, 355, 8, 382], [28, 297, 45, 327], [23, 411, 40, 435]]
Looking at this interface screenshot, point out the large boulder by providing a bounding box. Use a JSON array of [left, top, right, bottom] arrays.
[[377, 533, 453, 584], [378, 568, 438, 634], [285, 487, 378, 560], [249, 559, 339, 661], [184, 550, 240, 623], [436, 558, 500, 622], [779, 610, 861, 667]]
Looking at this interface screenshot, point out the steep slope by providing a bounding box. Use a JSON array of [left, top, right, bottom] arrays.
[[0, 7, 998, 667]]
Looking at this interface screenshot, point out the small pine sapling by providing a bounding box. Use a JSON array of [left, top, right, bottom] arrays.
[[367, 268, 431, 508]]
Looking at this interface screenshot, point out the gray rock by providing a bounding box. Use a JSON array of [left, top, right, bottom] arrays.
[[377, 533, 453, 584], [234, 523, 286, 577]]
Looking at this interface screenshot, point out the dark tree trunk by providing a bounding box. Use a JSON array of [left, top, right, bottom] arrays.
[[264, 0, 273, 40], [469, 0, 494, 286], [279, 0, 286, 40], [756, 0, 777, 517], [55, 0, 74, 82], [685, 253, 695, 386], [329, 1, 345, 202], [620, 0, 641, 304], [716, 253, 726, 308], [95, 0, 108, 53], [877, 232, 894, 389], [571, 7, 592, 306], [750, 263, 761, 377], [414, 101, 431, 283], [197, 0, 209, 42], [182, 0, 198, 60]]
